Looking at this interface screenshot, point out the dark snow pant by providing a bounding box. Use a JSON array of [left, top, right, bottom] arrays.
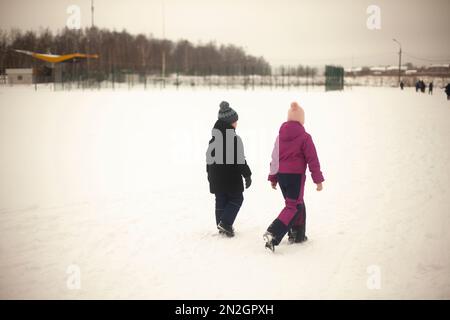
[[267, 173, 306, 245], [215, 192, 244, 226]]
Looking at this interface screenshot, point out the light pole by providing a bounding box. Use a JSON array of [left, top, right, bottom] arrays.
[[161, 0, 166, 87], [393, 38, 402, 86], [91, 0, 94, 28]]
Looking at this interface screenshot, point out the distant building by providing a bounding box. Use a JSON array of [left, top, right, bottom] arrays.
[[369, 66, 387, 73], [12, 50, 99, 85], [344, 63, 449, 88], [424, 64, 450, 76], [344, 67, 362, 74], [384, 65, 408, 75], [405, 70, 417, 75], [6, 68, 33, 85]]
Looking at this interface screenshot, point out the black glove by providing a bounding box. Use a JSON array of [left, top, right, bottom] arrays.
[[244, 176, 252, 189]]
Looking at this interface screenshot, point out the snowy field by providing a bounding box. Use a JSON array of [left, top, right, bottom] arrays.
[[0, 85, 449, 299]]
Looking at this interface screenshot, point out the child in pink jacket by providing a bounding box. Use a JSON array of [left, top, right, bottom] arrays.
[[264, 102, 324, 251]]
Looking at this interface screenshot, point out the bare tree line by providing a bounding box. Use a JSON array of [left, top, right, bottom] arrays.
[[0, 27, 318, 81]]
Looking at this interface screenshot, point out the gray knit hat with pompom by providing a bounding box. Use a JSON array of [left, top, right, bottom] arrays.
[[218, 101, 238, 124]]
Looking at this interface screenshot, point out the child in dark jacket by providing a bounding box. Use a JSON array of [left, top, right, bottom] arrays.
[[264, 102, 324, 251], [206, 101, 252, 237]]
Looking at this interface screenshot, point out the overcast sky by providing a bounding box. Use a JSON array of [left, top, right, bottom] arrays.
[[0, 0, 449, 67]]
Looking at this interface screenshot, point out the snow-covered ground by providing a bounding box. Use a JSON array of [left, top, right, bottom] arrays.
[[0, 85, 449, 299]]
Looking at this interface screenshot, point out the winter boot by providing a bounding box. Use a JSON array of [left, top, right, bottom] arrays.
[[288, 228, 298, 244], [263, 231, 275, 252], [289, 225, 308, 243], [218, 221, 235, 237]]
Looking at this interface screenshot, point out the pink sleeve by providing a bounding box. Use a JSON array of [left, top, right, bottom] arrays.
[[268, 135, 279, 183], [303, 134, 324, 184]]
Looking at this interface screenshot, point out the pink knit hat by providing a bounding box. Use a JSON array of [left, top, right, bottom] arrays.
[[287, 102, 305, 125]]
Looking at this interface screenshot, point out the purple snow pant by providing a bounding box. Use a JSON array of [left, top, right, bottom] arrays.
[[267, 173, 306, 245]]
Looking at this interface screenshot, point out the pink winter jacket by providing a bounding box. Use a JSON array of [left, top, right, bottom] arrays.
[[268, 121, 324, 184]]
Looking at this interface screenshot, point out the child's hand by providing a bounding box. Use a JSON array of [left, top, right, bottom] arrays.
[[244, 176, 252, 189], [271, 181, 277, 190], [316, 183, 323, 191]]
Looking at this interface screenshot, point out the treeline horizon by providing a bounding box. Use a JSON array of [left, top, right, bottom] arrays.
[[0, 27, 319, 78]]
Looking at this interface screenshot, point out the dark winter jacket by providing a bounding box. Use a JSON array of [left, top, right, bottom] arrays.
[[206, 120, 251, 194]]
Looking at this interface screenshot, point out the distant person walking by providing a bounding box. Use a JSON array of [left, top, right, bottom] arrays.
[[415, 81, 420, 92], [428, 82, 433, 95], [400, 81, 404, 90], [420, 80, 426, 93], [445, 83, 450, 100]]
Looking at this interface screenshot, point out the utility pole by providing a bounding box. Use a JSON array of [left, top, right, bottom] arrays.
[[351, 54, 354, 90], [393, 38, 402, 86], [91, 0, 95, 28], [161, 0, 166, 87]]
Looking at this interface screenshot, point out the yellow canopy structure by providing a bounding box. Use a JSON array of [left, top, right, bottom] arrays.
[[14, 49, 98, 63]]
